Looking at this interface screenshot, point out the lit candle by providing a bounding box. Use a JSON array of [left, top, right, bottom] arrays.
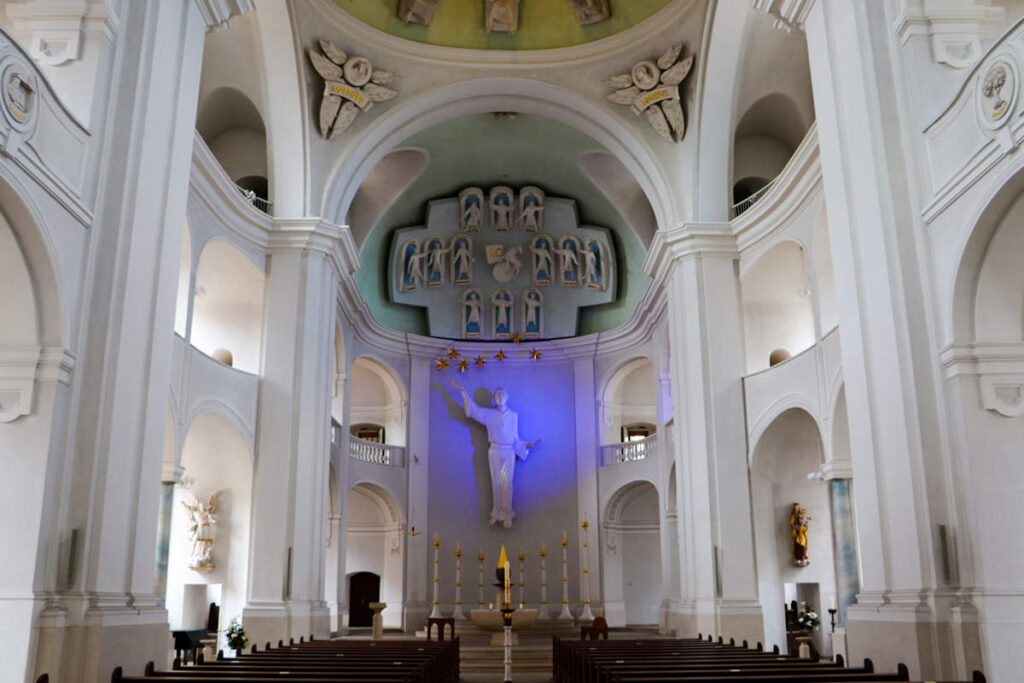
[[504, 560, 511, 607]]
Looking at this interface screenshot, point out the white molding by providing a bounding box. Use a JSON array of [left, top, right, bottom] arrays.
[[751, 0, 814, 33], [0, 345, 72, 422], [6, 0, 119, 66], [731, 124, 821, 258], [193, 0, 255, 33], [642, 221, 737, 287], [894, 2, 1004, 69], [940, 342, 1024, 417]]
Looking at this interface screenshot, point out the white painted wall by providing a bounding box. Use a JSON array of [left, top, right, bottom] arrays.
[[166, 413, 253, 643], [344, 484, 403, 628], [750, 409, 835, 655], [191, 239, 266, 373]]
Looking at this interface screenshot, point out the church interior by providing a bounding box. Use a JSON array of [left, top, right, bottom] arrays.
[[1, 0, 1023, 681]]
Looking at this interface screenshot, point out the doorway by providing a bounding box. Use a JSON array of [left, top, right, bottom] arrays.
[[348, 571, 381, 627]]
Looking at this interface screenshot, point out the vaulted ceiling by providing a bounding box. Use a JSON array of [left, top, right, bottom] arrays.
[[333, 0, 674, 51], [352, 112, 655, 337]]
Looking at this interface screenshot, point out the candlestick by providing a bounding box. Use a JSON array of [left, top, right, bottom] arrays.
[[557, 532, 572, 620], [477, 548, 486, 607], [538, 542, 550, 620], [580, 513, 595, 622], [429, 530, 442, 618], [453, 541, 466, 620], [518, 547, 525, 607]]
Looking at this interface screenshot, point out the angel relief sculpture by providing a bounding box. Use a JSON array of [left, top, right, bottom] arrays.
[[182, 491, 223, 572], [308, 40, 398, 139], [606, 43, 694, 143]]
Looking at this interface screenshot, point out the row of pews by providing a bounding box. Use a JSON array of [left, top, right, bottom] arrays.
[[553, 633, 987, 683], [111, 635, 459, 683]]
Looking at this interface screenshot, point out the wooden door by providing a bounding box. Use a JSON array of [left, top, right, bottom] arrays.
[[348, 572, 381, 627]]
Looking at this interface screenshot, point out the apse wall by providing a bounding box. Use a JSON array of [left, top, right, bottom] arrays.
[[427, 360, 580, 608]]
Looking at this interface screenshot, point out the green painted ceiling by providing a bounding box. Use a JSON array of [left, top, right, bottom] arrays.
[[333, 0, 673, 51], [355, 113, 651, 338]]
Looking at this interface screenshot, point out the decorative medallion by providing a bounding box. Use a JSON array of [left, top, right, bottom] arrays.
[[978, 58, 1018, 128], [606, 43, 694, 143], [308, 40, 398, 139], [0, 54, 38, 135]]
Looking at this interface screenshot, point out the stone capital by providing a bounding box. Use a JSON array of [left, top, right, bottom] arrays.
[[268, 218, 362, 279]]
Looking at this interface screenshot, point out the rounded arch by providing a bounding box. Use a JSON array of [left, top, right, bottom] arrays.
[[182, 399, 256, 460], [350, 355, 407, 446], [347, 480, 405, 527], [740, 239, 815, 373], [602, 479, 662, 626], [748, 399, 824, 469], [345, 481, 404, 629], [167, 411, 254, 636], [0, 172, 63, 347], [599, 356, 658, 443], [191, 238, 266, 374], [951, 161, 1024, 343], [604, 478, 661, 523], [320, 77, 677, 233]]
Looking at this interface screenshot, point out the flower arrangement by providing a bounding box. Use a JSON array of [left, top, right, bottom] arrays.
[[225, 617, 248, 653], [794, 602, 821, 632]]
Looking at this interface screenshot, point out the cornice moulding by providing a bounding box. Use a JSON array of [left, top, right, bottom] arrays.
[[643, 221, 736, 286]]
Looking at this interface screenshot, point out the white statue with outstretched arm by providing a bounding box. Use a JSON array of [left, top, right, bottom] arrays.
[[448, 381, 540, 528]]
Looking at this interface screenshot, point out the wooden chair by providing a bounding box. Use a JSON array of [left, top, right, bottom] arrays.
[[581, 616, 609, 640]]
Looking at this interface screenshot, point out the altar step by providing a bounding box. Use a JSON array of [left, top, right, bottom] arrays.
[[459, 644, 552, 674]]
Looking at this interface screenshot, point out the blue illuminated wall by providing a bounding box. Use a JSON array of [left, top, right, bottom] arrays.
[[427, 359, 580, 607]]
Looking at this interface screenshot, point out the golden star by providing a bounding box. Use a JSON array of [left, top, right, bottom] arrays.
[[447, 347, 460, 359], [494, 349, 507, 362], [511, 333, 523, 344], [457, 358, 469, 373], [435, 358, 449, 371], [530, 348, 542, 361], [474, 355, 487, 368]]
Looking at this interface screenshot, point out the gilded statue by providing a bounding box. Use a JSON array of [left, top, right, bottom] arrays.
[[790, 502, 811, 567]]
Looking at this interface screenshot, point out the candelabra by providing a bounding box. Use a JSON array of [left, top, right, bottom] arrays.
[[501, 558, 514, 683], [557, 530, 573, 620], [538, 542, 551, 620], [477, 547, 486, 607], [430, 531, 442, 619], [453, 541, 466, 620], [518, 548, 525, 608], [580, 514, 595, 622]]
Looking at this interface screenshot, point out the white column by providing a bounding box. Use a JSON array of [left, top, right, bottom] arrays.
[[402, 355, 431, 630], [29, 3, 240, 681], [571, 358, 600, 614], [645, 225, 762, 644], [244, 223, 346, 646], [805, 2, 965, 678]]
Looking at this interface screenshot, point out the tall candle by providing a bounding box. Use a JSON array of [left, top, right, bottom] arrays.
[[504, 560, 511, 606], [829, 595, 836, 610]]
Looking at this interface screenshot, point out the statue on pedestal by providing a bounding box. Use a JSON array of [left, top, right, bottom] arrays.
[[447, 382, 540, 528], [182, 491, 223, 571]]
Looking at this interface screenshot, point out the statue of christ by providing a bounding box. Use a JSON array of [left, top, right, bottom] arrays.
[[448, 381, 541, 528]]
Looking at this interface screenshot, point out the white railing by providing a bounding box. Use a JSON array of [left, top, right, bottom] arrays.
[[349, 436, 406, 467], [601, 434, 658, 466], [732, 178, 776, 217], [236, 183, 272, 214]]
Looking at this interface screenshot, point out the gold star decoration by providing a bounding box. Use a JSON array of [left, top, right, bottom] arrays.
[[435, 358, 449, 371], [474, 355, 487, 368], [494, 349, 507, 362], [511, 332, 523, 344], [457, 358, 469, 373], [447, 347, 460, 359], [529, 348, 542, 361]]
